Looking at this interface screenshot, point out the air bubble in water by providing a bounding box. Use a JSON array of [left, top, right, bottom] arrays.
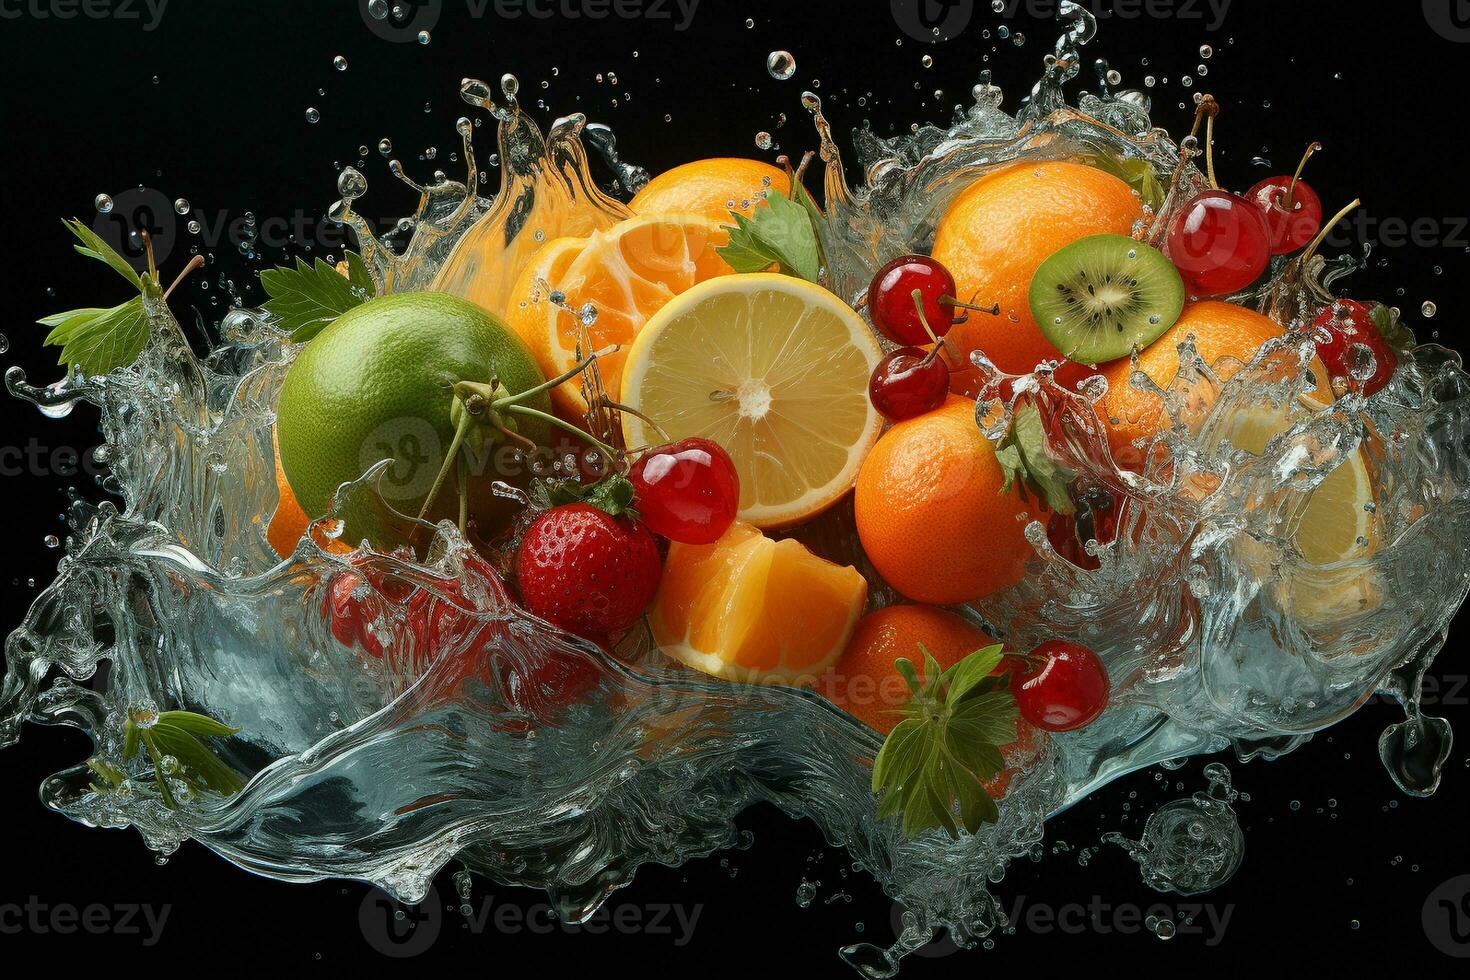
[[367, 0, 388, 18], [417, 30, 431, 45], [44, 535, 60, 549], [173, 198, 190, 215], [1422, 301, 1438, 318], [94, 194, 114, 214], [745, 17, 754, 28], [334, 56, 348, 71], [1200, 44, 1213, 58], [378, 138, 393, 156], [305, 107, 321, 124], [767, 50, 796, 80]]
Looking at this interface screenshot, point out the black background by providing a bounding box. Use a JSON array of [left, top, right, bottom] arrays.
[[2, 0, 1468, 972]]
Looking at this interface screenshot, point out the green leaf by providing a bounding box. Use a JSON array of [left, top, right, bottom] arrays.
[[1085, 155, 1166, 212], [157, 710, 242, 738], [40, 297, 150, 377], [717, 189, 822, 282], [996, 402, 1076, 515], [870, 644, 1019, 839], [529, 473, 640, 520], [62, 217, 143, 288], [1370, 303, 1416, 356], [149, 724, 247, 797], [261, 251, 375, 342]]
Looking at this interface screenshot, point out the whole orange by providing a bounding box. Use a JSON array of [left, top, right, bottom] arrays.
[[1098, 300, 1331, 469], [629, 158, 791, 224], [819, 604, 995, 734], [855, 396, 1044, 605], [932, 161, 1144, 389]]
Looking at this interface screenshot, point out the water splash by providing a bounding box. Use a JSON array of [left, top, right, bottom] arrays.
[[3, 8, 1467, 975], [1104, 763, 1244, 895]]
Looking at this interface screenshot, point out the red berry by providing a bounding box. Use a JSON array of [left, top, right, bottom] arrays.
[[516, 503, 663, 643], [1311, 299, 1396, 397], [325, 570, 387, 659], [868, 346, 950, 421], [1247, 176, 1322, 255], [1044, 486, 1122, 571], [629, 438, 740, 544], [869, 255, 959, 346], [1167, 190, 1273, 297], [1012, 640, 1110, 732]]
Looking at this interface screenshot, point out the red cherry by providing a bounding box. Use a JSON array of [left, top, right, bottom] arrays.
[[869, 255, 961, 346], [1310, 300, 1396, 397], [629, 438, 741, 544], [1012, 640, 1110, 733], [1246, 142, 1324, 255], [1044, 485, 1122, 570], [868, 346, 950, 421], [1167, 190, 1273, 297], [1247, 178, 1322, 255]]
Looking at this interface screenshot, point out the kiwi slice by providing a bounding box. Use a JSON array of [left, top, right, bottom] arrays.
[[1030, 234, 1186, 366]]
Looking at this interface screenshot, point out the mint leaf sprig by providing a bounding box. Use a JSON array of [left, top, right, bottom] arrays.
[[260, 251, 375, 343], [92, 709, 247, 809], [871, 644, 1020, 838], [717, 187, 823, 283], [39, 219, 202, 377], [996, 402, 1077, 515]]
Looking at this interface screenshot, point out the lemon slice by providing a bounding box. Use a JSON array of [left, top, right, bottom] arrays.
[[1208, 405, 1381, 624], [620, 273, 884, 528]]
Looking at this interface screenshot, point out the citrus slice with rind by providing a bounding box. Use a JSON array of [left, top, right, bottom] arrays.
[[1208, 404, 1381, 624], [619, 273, 884, 528], [651, 522, 868, 685], [503, 214, 735, 421]]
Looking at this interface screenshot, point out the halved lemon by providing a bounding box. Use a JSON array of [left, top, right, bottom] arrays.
[[651, 522, 868, 685], [1208, 404, 1381, 624], [503, 214, 735, 421], [620, 273, 884, 528]]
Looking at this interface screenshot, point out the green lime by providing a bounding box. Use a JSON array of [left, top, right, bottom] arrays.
[[276, 291, 550, 547]]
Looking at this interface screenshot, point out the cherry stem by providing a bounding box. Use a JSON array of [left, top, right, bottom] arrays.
[[1301, 198, 1362, 266], [938, 296, 1001, 316], [1283, 141, 1322, 212], [1203, 110, 1219, 191], [514, 346, 618, 404], [164, 255, 205, 300], [910, 288, 955, 364], [505, 403, 618, 461], [139, 228, 159, 283], [456, 455, 469, 535], [600, 398, 671, 442], [416, 409, 474, 526]]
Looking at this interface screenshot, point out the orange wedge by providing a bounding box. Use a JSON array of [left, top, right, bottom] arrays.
[[503, 214, 735, 422], [651, 521, 868, 686], [630, 158, 791, 224]]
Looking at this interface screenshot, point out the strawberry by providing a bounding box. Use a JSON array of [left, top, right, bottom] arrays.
[[515, 476, 664, 644]]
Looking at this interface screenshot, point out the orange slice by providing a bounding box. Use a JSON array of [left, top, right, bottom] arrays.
[[630, 158, 790, 224], [503, 214, 735, 422], [651, 521, 868, 685]]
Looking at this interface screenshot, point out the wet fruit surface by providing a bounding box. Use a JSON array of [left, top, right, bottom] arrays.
[[629, 437, 741, 545]]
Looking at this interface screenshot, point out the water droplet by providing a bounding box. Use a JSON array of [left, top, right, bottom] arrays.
[[766, 50, 796, 81], [333, 55, 348, 71], [755, 132, 774, 150], [173, 198, 190, 215], [367, 0, 388, 18], [94, 194, 114, 214], [43, 535, 60, 549], [417, 30, 431, 45], [187, 220, 201, 234], [305, 107, 321, 124], [745, 17, 754, 28], [1200, 44, 1213, 59], [378, 138, 393, 156], [1422, 301, 1438, 318], [921, 55, 933, 68]]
